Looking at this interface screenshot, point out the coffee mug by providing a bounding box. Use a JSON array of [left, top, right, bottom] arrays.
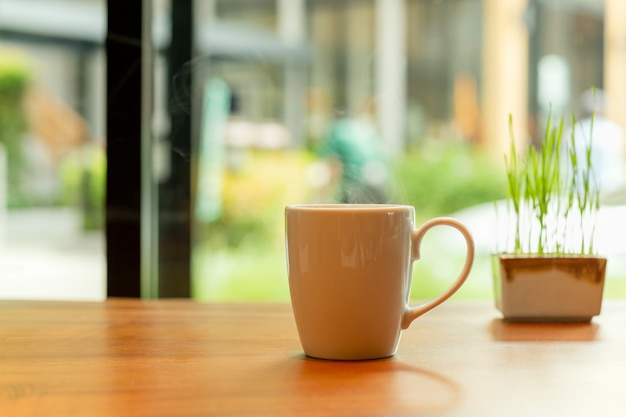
[[285, 204, 474, 360]]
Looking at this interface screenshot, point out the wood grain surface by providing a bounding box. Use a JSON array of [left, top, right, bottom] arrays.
[[2, 299, 626, 416]]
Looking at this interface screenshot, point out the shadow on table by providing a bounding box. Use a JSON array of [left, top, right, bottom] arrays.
[[269, 355, 462, 416], [489, 319, 600, 342]]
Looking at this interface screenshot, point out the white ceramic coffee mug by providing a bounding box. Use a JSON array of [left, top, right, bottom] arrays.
[[285, 204, 474, 360]]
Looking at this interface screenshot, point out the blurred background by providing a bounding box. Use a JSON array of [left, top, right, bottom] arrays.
[[1, 0, 625, 301]]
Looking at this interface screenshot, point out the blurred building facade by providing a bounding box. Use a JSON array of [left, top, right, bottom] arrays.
[[1, 0, 622, 161], [199, 0, 624, 158]]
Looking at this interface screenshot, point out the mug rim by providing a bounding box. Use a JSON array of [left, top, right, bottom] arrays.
[[286, 204, 412, 211]]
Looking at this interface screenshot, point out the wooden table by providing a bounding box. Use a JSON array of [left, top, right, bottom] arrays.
[[2, 299, 626, 417]]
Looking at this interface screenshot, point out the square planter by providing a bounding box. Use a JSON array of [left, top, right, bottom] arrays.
[[492, 254, 607, 322]]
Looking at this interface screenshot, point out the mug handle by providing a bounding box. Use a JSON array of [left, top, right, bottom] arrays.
[[401, 217, 475, 329]]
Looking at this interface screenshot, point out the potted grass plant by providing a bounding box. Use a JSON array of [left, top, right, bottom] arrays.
[[492, 110, 607, 322]]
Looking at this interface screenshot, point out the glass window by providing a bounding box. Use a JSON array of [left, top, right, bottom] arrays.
[[186, 0, 626, 302], [3, 0, 624, 301], [0, 0, 106, 300]]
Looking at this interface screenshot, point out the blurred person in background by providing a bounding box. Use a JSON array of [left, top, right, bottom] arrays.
[[314, 99, 392, 204], [565, 88, 626, 203]]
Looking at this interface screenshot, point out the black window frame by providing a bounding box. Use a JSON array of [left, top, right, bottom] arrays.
[[106, 1, 193, 298]]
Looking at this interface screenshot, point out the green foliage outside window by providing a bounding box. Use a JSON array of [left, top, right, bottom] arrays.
[[58, 147, 106, 230], [193, 144, 506, 301], [394, 142, 507, 221], [0, 49, 31, 204]]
